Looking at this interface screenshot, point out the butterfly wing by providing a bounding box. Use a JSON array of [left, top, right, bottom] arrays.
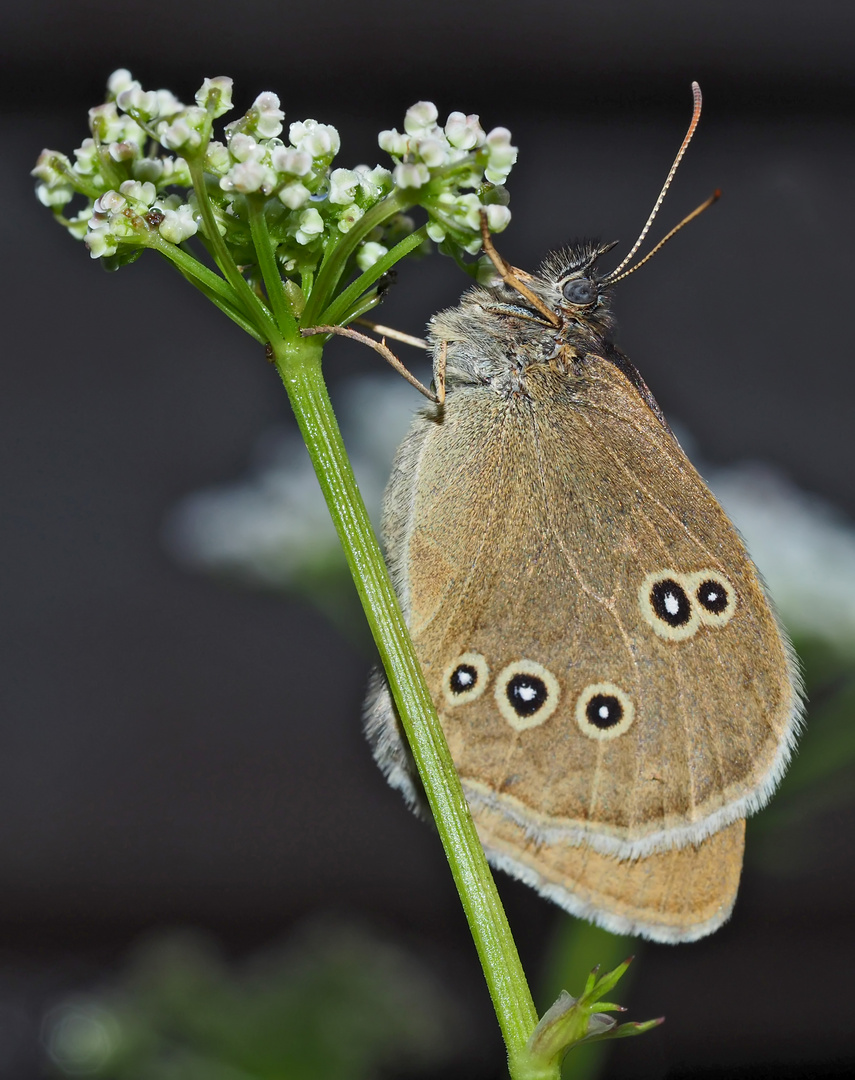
[[480, 806, 746, 942], [365, 351, 800, 941]]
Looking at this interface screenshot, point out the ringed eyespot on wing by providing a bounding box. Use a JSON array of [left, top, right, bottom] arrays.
[[575, 682, 635, 741], [494, 660, 560, 731], [638, 569, 701, 641], [442, 652, 490, 706], [686, 569, 737, 627]]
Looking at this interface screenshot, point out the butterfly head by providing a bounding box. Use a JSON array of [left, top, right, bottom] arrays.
[[535, 241, 620, 335], [427, 238, 626, 389], [477, 240, 620, 348]]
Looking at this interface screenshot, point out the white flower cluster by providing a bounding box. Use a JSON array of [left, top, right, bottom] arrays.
[[378, 101, 515, 251], [710, 463, 855, 654], [33, 70, 211, 259], [32, 71, 398, 267], [34, 73, 516, 278]]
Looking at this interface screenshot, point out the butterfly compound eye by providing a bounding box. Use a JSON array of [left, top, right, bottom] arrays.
[[561, 277, 598, 306]]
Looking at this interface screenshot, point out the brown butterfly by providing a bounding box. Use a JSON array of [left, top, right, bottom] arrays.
[[363, 84, 802, 943]]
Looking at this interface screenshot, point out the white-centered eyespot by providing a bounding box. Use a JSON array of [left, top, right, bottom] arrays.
[[442, 652, 490, 706], [575, 682, 635, 740], [686, 569, 737, 627], [638, 569, 701, 641], [494, 660, 560, 731]]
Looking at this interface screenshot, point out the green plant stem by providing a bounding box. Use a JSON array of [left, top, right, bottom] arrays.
[[317, 224, 429, 328], [271, 333, 553, 1080], [301, 189, 410, 324], [186, 160, 279, 343], [247, 197, 298, 337], [151, 238, 266, 342]]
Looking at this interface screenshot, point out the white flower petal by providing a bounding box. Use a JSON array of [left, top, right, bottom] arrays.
[[393, 162, 429, 189], [356, 241, 388, 270], [485, 204, 511, 232], [228, 133, 259, 163], [107, 69, 135, 96], [445, 111, 484, 150], [328, 167, 360, 205], [196, 76, 234, 118], [158, 204, 198, 244], [270, 146, 312, 176], [278, 182, 311, 209], [85, 226, 118, 259], [416, 137, 449, 168], [252, 91, 285, 138], [404, 101, 439, 136]]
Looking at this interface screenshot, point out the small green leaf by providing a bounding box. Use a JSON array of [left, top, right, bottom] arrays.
[[584, 1016, 665, 1045], [588, 956, 633, 999], [523, 955, 659, 1071]]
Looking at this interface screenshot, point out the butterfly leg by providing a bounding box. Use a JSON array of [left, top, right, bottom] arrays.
[[301, 324, 439, 402]]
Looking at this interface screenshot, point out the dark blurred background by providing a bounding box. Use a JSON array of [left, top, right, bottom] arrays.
[[3, 1, 855, 1077]]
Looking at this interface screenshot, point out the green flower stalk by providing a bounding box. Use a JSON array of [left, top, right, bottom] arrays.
[[34, 72, 658, 1078]]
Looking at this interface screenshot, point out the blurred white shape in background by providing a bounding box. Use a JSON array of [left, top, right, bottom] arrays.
[[710, 463, 855, 654], [42, 1000, 120, 1075], [163, 377, 855, 655], [162, 376, 417, 587]]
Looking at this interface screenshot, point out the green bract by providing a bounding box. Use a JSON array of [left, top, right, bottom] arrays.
[[32, 70, 516, 341]]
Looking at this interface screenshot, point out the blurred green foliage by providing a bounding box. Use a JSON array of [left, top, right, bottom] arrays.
[[44, 921, 459, 1080]]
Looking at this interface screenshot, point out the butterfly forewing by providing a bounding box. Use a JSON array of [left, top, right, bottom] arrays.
[[394, 354, 797, 859]]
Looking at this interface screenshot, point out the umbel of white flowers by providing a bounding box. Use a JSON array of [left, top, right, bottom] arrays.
[[33, 70, 516, 275]]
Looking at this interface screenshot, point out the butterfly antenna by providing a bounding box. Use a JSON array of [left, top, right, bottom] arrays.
[[604, 189, 720, 283], [479, 212, 560, 326], [601, 82, 705, 286]]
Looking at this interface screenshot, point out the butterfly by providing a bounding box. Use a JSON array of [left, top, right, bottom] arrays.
[[363, 84, 802, 943]]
